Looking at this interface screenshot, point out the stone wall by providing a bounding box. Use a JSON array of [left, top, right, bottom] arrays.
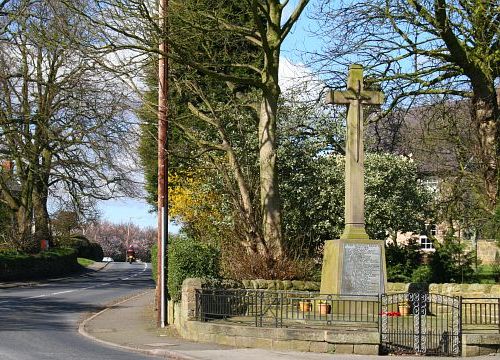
[[388, 282, 500, 297], [180, 321, 380, 355], [169, 278, 500, 357], [169, 278, 380, 355]]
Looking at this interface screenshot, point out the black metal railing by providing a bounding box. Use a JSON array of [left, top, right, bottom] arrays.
[[195, 289, 380, 328], [462, 297, 500, 333], [195, 289, 500, 334], [380, 293, 462, 356]]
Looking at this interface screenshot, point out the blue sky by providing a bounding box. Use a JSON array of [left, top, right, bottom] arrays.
[[98, 197, 181, 232], [98, 1, 322, 231]]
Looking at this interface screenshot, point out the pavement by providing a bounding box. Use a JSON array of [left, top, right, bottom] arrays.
[[80, 288, 362, 360]]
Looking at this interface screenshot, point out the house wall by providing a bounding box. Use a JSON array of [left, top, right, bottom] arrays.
[[476, 239, 499, 265], [392, 229, 499, 266]]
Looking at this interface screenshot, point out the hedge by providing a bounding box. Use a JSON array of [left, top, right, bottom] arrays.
[[151, 237, 221, 301], [0, 247, 80, 281], [57, 235, 104, 261]]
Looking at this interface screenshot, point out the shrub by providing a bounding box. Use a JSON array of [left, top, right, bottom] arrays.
[[429, 234, 475, 283], [151, 243, 158, 282], [385, 239, 423, 282], [0, 247, 79, 280], [221, 242, 316, 280], [411, 265, 432, 283], [56, 235, 103, 261], [168, 236, 220, 301], [151, 237, 221, 299]]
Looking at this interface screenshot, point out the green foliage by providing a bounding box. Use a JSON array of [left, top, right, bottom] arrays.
[[77, 258, 95, 267], [385, 239, 423, 282], [56, 235, 103, 261], [0, 202, 12, 245], [151, 242, 158, 283], [365, 154, 432, 240], [411, 265, 433, 283], [474, 263, 500, 284], [429, 234, 475, 283], [278, 98, 344, 257], [280, 152, 432, 257], [138, 0, 262, 212], [482, 204, 500, 244], [168, 236, 220, 301], [0, 247, 79, 281]]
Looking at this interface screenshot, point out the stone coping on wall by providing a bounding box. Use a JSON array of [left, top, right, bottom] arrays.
[[196, 278, 500, 297]]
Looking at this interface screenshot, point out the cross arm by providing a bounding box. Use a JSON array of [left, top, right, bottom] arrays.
[[361, 90, 384, 105], [326, 90, 355, 105], [326, 89, 384, 105]]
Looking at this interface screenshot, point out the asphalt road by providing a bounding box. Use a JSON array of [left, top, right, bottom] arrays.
[[0, 262, 158, 360]]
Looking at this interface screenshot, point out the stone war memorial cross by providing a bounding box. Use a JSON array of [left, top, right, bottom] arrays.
[[320, 64, 387, 296]]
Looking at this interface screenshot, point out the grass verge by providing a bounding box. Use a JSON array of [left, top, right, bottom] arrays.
[[78, 258, 95, 267]]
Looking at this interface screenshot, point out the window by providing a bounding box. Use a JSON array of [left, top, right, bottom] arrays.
[[429, 224, 437, 236], [424, 223, 437, 237], [420, 235, 434, 250]]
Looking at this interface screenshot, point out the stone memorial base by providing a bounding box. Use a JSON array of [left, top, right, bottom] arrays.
[[320, 238, 387, 296]]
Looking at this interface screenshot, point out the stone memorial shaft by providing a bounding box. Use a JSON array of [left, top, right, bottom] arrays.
[[327, 64, 384, 239], [320, 64, 387, 296]]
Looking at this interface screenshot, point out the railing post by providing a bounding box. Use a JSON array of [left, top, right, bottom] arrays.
[[275, 292, 279, 328], [378, 293, 382, 343], [458, 295, 463, 355], [254, 291, 258, 327], [280, 292, 284, 328], [259, 291, 263, 327]]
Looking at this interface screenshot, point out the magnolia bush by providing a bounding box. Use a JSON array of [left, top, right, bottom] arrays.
[[280, 152, 432, 257], [84, 221, 156, 262]]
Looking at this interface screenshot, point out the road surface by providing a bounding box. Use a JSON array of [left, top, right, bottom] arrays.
[[0, 261, 157, 360]]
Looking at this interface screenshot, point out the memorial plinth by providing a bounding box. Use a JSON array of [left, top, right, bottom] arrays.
[[320, 64, 387, 296], [320, 238, 386, 295]]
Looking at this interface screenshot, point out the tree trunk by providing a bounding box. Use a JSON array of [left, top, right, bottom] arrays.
[[225, 142, 267, 255], [14, 206, 33, 252], [33, 187, 52, 246], [472, 86, 499, 207], [259, 83, 283, 258], [257, 1, 284, 259]]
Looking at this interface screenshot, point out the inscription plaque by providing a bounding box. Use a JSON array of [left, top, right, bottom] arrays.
[[341, 243, 382, 295]]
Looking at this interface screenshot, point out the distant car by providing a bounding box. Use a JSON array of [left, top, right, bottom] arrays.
[[102, 257, 114, 262]]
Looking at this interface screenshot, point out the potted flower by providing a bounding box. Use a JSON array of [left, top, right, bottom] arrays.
[[398, 301, 410, 316], [317, 301, 332, 315], [298, 300, 312, 312]]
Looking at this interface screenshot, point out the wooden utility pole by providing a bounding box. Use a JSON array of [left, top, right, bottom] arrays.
[[157, 0, 168, 327]]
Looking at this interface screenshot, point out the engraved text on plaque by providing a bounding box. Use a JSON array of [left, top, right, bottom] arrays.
[[341, 243, 382, 295]]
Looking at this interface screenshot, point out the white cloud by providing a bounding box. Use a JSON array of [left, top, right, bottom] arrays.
[[279, 57, 326, 102]]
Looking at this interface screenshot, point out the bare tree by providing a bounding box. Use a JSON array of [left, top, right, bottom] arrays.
[[314, 0, 499, 207], [0, 1, 136, 251]]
